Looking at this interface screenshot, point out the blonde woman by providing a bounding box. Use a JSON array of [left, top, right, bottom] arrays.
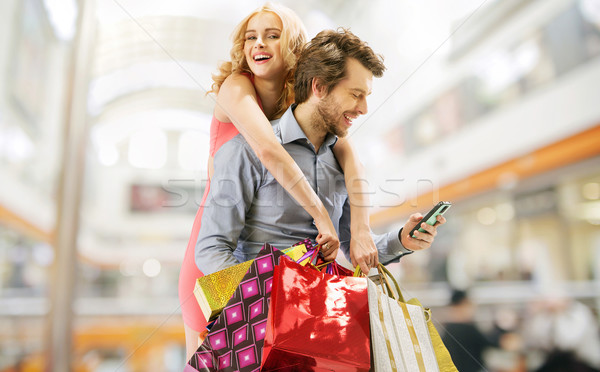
[[178, 3, 378, 360]]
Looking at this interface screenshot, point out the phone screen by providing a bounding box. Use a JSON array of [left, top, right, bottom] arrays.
[[409, 201, 451, 238]]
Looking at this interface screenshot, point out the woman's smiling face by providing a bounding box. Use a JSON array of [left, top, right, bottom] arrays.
[[244, 12, 286, 79]]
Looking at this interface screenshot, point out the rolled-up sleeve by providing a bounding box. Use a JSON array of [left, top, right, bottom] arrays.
[[195, 138, 263, 274], [338, 198, 412, 265]]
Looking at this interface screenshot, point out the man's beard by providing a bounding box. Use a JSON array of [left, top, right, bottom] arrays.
[[311, 95, 349, 138]]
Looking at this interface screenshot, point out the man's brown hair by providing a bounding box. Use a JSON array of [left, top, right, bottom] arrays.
[[294, 28, 385, 104]]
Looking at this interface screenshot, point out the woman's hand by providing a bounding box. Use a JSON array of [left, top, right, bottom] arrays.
[[314, 218, 340, 261], [400, 214, 446, 251], [350, 229, 378, 274]]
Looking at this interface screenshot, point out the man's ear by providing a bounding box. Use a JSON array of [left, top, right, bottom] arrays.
[[311, 77, 327, 99]]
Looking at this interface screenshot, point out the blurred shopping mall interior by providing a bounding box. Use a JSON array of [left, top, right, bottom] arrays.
[[1, 0, 599, 371]]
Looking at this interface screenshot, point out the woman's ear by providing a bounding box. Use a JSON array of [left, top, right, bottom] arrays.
[[311, 77, 327, 99]]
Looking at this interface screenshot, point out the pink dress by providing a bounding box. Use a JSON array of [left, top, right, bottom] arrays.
[[178, 74, 262, 332]]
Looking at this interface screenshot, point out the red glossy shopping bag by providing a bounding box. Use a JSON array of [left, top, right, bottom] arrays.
[[261, 257, 370, 371]]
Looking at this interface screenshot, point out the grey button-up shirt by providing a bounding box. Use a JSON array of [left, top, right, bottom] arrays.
[[195, 104, 411, 274]]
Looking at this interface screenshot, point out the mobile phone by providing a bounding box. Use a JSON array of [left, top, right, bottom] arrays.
[[409, 201, 451, 238]]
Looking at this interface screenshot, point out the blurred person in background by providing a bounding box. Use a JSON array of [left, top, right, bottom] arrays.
[[178, 2, 380, 361], [525, 297, 600, 372], [442, 289, 519, 372]]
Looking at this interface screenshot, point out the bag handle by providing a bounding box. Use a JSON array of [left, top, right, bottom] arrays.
[[315, 260, 335, 275], [295, 244, 321, 265], [354, 263, 405, 302], [354, 264, 403, 302], [355, 264, 405, 303], [314, 261, 329, 270], [377, 264, 406, 303], [377, 265, 397, 301], [314, 261, 334, 274]]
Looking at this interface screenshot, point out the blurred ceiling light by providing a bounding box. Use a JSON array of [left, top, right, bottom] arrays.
[[477, 207, 497, 225], [513, 38, 540, 77], [414, 115, 438, 144], [496, 202, 515, 221], [178, 130, 209, 171], [581, 201, 600, 223], [476, 50, 518, 94], [142, 258, 161, 278], [1, 126, 35, 162], [128, 128, 167, 169], [43, 0, 77, 41], [582, 182, 600, 200], [98, 144, 119, 166]]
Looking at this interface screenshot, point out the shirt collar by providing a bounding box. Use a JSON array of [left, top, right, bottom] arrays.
[[277, 104, 338, 149]]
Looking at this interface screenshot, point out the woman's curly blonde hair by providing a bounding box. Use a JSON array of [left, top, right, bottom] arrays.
[[209, 3, 308, 119]]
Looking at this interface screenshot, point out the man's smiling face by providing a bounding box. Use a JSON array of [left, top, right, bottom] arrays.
[[312, 58, 373, 138]]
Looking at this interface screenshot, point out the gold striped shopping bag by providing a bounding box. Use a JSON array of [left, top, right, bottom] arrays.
[[367, 265, 458, 372]]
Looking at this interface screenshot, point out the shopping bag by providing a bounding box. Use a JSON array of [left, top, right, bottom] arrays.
[[187, 243, 296, 371], [368, 264, 457, 372], [314, 259, 355, 277], [194, 260, 254, 322], [261, 257, 371, 371], [294, 238, 355, 277], [193, 244, 307, 322]]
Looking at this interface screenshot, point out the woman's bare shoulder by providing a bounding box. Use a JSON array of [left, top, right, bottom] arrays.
[[220, 73, 255, 93], [215, 73, 258, 121]]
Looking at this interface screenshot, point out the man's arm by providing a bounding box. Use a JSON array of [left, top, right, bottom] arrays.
[[195, 138, 263, 274], [338, 199, 413, 265]]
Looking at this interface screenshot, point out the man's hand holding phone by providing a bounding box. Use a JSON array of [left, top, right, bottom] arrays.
[[400, 201, 450, 251]]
